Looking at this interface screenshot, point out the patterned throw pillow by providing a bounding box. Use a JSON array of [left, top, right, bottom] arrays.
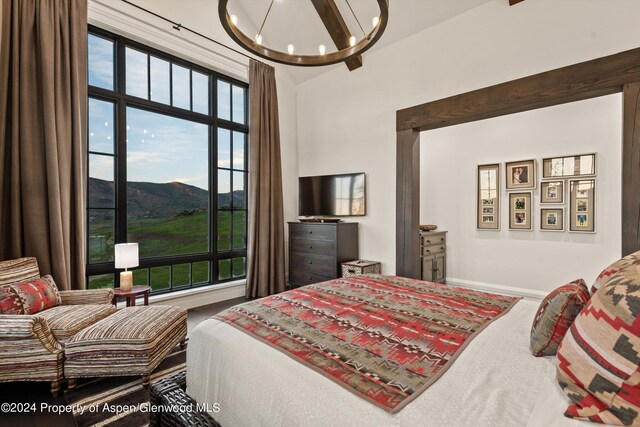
[[530, 279, 590, 357], [8, 275, 61, 314], [557, 257, 640, 425], [0, 284, 24, 314], [590, 250, 640, 294]]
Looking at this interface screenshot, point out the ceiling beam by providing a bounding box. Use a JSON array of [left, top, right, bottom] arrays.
[[310, 0, 363, 71], [509, 0, 525, 5], [396, 46, 640, 132]]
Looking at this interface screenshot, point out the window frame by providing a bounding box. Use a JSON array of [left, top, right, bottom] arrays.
[[86, 26, 249, 293]]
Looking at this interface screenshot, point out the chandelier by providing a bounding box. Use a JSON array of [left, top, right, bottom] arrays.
[[218, 0, 389, 70]]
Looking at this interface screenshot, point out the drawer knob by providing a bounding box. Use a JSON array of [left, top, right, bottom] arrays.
[[426, 249, 430, 253], [308, 245, 313, 249], [426, 240, 431, 244], [309, 230, 313, 234], [308, 261, 313, 264], [440, 246, 444, 250]]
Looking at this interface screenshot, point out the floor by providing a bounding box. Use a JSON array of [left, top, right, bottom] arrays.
[[0, 296, 247, 426]]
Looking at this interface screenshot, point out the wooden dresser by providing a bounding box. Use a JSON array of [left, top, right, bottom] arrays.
[[420, 231, 447, 284], [288, 222, 358, 288]]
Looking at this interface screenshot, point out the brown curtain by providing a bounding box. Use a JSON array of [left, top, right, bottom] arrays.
[[0, 0, 87, 290], [246, 60, 286, 298]]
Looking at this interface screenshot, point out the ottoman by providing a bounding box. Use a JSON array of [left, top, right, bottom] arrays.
[[64, 305, 187, 386]]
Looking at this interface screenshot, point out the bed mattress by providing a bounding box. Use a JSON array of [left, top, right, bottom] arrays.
[[187, 298, 590, 427]]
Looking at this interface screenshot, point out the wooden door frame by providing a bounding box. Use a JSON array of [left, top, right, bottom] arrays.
[[396, 47, 640, 277]]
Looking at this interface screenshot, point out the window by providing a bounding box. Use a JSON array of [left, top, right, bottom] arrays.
[[87, 28, 249, 293]]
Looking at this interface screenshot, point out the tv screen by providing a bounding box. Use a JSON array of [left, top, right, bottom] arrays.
[[298, 173, 366, 217]]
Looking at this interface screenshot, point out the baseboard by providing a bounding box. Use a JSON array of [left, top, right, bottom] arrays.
[[446, 277, 547, 301], [143, 281, 246, 310]]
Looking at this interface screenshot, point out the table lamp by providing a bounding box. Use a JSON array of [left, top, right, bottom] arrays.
[[115, 243, 139, 292]]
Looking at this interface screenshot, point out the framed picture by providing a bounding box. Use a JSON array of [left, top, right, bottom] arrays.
[[542, 153, 596, 179], [540, 181, 564, 204], [540, 208, 564, 231], [477, 164, 500, 230], [505, 159, 536, 190], [509, 192, 532, 231], [569, 179, 595, 233]]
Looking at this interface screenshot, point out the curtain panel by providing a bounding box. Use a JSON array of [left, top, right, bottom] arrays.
[[246, 60, 286, 298], [0, 0, 87, 290]]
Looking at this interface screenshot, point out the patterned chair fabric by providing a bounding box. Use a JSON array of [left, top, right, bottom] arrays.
[[0, 258, 115, 396], [37, 304, 117, 344], [557, 255, 640, 425], [65, 306, 187, 381], [530, 279, 590, 357], [0, 257, 39, 285]]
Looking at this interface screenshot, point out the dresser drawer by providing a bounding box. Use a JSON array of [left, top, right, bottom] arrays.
[[290, 269, 335, 286], [290, 224, 336, 241], [291, 238, 336, 255], [421, 234, 446, 246], [422, 243, 445, 256], [290, 253, 335, 275]]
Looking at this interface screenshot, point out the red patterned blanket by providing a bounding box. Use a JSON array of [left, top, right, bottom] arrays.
[[213, 275, 520, 413]]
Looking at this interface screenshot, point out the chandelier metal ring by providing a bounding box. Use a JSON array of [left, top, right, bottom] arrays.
[[218, 0, 389, 67]]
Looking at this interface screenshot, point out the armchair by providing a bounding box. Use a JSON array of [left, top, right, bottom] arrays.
[[0, 257, 115, 396]]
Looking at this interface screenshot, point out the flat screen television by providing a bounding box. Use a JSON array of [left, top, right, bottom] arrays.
[[298, 173, 366, 217]]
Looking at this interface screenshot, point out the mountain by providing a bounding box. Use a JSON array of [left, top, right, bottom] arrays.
[[89, 178, 245, 218]]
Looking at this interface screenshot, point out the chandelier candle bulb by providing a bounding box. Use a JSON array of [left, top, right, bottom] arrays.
[[349, 36, 356, 47], [372, 16, 379, 28], [319, 44, 326, 55], [230, 14, 238, 26], [255, 34, 262, 45], [287, 44, 294, 55]]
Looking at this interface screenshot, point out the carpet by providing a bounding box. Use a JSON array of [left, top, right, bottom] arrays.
[[64, 345, 186, 427]]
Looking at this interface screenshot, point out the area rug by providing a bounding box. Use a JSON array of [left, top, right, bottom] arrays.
[[64, 345, 185, 427], [214, 275, 520, 413]]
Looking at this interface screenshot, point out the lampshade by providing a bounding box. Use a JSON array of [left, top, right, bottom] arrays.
[[115, 243, 139, 269]]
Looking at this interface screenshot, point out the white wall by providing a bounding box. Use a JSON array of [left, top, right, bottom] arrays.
[[422, 95, 621, 291], [296, 0, 640, 291]]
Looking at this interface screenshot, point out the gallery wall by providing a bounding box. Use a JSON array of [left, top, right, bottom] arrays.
[[422, 95, 621, 292], [296, 0, 640, 292]]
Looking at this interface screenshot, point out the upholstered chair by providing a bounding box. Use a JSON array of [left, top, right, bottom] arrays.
[[0, 257, 115, 396]]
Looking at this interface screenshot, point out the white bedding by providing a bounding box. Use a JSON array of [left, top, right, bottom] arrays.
[[187, 299, 591, 427]]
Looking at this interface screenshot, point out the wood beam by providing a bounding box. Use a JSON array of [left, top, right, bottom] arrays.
[[509, 0, 525, 5], [396, 128, 421, 278], [310, 0, 363, 71], [397, 47, 640, 132], [623, 82, 640, 256]]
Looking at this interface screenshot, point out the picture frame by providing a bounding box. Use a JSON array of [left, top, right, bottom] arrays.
[[477, 164, 500, 230], [505, 159, 536, 190], [569, 179, 596, 233], [542, 153, 596, 179], [540, 181, 564, 204], [540, 208, 564, 231], [509, 192, 532, 231]]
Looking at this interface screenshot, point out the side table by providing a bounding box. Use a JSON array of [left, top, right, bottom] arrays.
[[112, 285, 151, 307]]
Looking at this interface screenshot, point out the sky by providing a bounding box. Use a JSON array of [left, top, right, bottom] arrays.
[[88, 34, 246, 193]]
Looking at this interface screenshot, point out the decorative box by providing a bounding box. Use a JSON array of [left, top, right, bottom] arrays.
[[341, 260, 382, 277]]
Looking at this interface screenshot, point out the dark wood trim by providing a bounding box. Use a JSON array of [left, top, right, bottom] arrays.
[[623, 82, 640, 256], [396, 129, 421, 278], [310, 0, 363, 71], [396, 47, 640, 276], [509, 0, 525, 5], [397, 47, 640, 132]]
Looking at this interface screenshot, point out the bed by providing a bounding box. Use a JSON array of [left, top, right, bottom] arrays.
[[187, 275, 589, 427]]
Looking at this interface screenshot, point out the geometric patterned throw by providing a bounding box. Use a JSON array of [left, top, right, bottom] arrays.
[[214, 275, 520, 413]]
